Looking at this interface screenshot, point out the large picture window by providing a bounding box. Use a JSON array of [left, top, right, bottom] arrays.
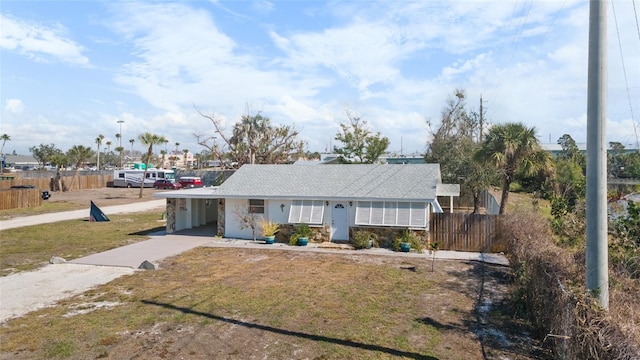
[[288, 200, 324, 224], [355, 201, 428, 228]]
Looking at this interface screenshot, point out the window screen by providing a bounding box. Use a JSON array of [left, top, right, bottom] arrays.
[[288, 200, 324, 224], [355, 201, 428, 228]]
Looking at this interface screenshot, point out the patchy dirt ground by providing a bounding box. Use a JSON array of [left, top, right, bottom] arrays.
[[0, 248, 549, 359], [48, 187, 165, 207]]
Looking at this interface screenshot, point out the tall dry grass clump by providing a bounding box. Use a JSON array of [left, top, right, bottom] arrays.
[[501, 208, 639, 359]]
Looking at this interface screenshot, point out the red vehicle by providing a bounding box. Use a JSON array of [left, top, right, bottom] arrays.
[[153, 179, 182, 190], [178, 176, 203, 188]]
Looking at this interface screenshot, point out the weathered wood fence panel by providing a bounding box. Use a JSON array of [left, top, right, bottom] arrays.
[[0, 174, 113, 191], [0, 188, 42, 210], [430, 213, 506, 252]]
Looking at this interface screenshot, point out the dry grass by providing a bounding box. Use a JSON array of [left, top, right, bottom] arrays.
[[0, 212, 165, 276], [0, 248, 542, 359], [502, 208, 640, 359], [0, 201, 82, 220]]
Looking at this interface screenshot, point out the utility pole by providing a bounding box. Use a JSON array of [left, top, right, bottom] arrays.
[[586, 0, 608, 310], [479, 95, 484, 143]]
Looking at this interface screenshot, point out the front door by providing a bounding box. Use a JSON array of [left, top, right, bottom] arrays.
[[331, 203, 348, 241]]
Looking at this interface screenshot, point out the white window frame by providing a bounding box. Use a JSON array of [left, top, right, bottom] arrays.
[[355, 201, 428, 228], [288, 200, 324, 224]]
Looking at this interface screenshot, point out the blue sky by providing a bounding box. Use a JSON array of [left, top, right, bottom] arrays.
[[2, 1, 639, 157]]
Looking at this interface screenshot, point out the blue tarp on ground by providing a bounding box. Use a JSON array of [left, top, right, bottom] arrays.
[[89, 201, 110, 222]]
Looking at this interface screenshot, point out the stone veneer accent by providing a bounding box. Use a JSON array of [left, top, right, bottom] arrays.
[[166, 198, 176, 234], [271, 224, 428, 249], [217, 199, 225, 237]]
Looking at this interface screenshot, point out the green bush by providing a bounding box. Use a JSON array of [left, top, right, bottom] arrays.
[[352, 230, 377, 250]]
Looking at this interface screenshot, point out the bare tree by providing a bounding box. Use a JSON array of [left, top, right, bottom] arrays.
[[195, 106, 304, 167], [233, 203, 258, 241]]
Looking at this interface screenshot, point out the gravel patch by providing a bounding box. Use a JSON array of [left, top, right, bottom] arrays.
[[0, 263, 136, 323]]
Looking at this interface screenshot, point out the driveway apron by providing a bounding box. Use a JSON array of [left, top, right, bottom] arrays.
[[69, 236, 214, 268]]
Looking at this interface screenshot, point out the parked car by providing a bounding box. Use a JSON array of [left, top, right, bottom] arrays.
[[153, 179, 182, 190], [178, 176, 202, 188]]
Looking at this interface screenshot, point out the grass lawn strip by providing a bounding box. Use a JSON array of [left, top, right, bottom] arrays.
[[0, 212, 165, 276]]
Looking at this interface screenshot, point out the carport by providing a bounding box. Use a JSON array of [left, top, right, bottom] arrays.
[[153, 186, 221, 234]]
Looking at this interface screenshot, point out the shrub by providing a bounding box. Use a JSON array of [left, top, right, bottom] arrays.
[[352, 230, 376, 250], [501, 208, 640, 358]]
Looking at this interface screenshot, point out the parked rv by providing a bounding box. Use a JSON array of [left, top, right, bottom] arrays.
[[113, 169, 176, 188]]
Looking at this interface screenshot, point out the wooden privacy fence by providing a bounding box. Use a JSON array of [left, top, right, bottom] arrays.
[[0, 188, 42, 210], [0, 174, 112, 191], [430, 212, 506, 252]]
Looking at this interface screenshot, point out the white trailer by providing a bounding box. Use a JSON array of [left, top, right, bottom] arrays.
[[113, 169, 176, 188]]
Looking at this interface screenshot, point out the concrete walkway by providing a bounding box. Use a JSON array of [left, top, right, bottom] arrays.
[[0, 199, 165, 231], [69, 236, 214, 268]]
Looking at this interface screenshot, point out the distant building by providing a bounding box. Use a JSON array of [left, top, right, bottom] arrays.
[[3, 155, 39, 170], [540, 143, 639, 157], [384, 156, 426, 165]]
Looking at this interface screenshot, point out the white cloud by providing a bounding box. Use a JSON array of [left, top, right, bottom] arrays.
[[5, 99, 24, 114], [3, 1, 636, 156], [0, 14, 89, 65]]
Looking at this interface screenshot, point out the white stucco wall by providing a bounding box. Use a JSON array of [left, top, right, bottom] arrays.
[[224, 198, 362, 240], [225, 199, 294, 240], [174, 199, 190, 232], [225, 198, 256, 239], [173, 198, 218, 232]]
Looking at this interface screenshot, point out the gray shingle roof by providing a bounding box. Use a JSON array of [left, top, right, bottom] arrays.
[[215, 164, 443, 201]]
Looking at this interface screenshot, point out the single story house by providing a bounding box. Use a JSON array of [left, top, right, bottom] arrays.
[[153, 164, 459, 242]]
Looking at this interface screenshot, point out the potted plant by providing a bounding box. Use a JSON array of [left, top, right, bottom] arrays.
[[259, 218, 279, 244], [394, 228, 420, 252], [289, 223, 311, 246]]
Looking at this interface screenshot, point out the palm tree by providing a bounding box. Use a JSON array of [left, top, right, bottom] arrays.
[[174, 142, 180, 155], [475, 122, 549, 214], [138, 132, 167, 198], [49, 153, 67, 191], [95, 134, 104, 170], [182, 149, 189, 168], [0, 133, 10, 172], [160, 150, 167, 169], [115, 146, 124, 169], [115, 133, 121, 149], [129, 138, 135, 153], [66, 145, 95, 191]]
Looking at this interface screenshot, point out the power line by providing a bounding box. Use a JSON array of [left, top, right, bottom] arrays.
[[633, 0, 640, 41], [611, 1, 640, 151]]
